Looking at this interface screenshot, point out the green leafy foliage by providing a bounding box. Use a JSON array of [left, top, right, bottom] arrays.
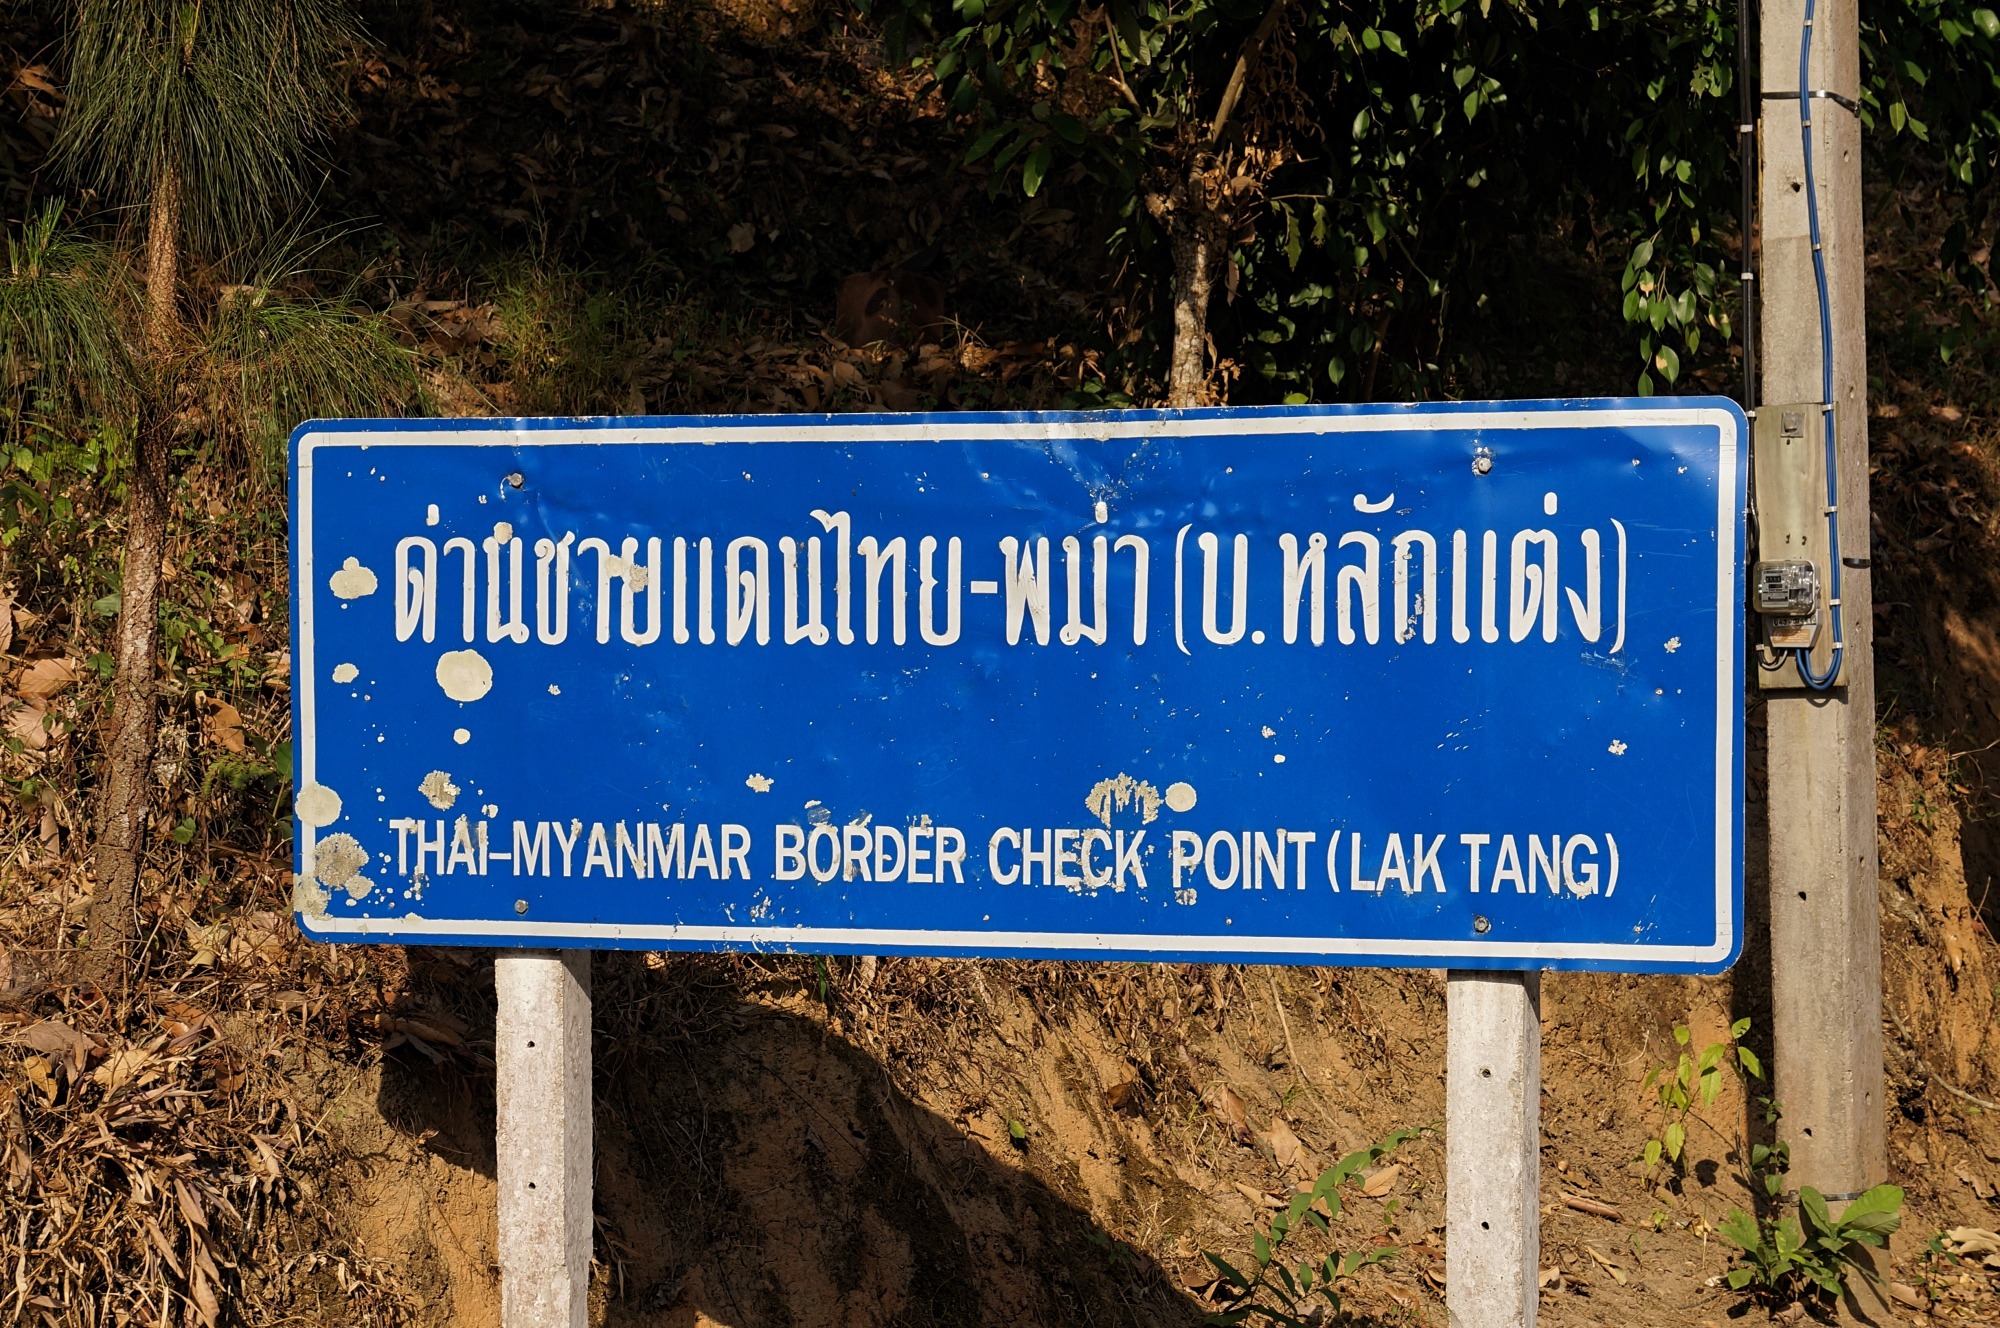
[[865, 0, 1999, 401], [1860, 0, 2000, 369], [900, 0, 1275, 197], [1863, 0, 2000, 194], [1200, 1127, 1417, 1326], [1639, 1017, 1762, 1177], [0, 204, 137, 570], [1713, 1090, 1904, 1305], [1718, 1184, 1904, 1301]]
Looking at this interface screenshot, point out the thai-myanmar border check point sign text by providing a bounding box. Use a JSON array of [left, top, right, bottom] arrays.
[[288, 400, 1745, 974]]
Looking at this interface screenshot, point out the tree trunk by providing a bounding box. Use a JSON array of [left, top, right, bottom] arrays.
[[84, 167, 178, 985], [1164, 0, 1288, 408], [87, 411, 169, 978], [1166, 201, 1218, 408], [142, 167, 180, 355]]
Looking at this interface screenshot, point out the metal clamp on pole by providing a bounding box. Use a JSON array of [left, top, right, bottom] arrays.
[[1759, 88, 1862, 115]]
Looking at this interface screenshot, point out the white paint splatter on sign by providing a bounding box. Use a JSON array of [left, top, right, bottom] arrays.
[[436, 649, 493, 702], [1085, 773, 1162, 827], [296, 783, 343, 828], [419, 770, 461, 810], [313, 833, 369, 894], [329, 557, 378, 599]]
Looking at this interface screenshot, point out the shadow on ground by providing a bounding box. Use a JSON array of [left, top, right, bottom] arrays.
[[363, 950, 1428, 1328]]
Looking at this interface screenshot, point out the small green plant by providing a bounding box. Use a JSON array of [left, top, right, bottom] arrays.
[[1714, 1091, 1904, 1303], [1201, 1127, 1417, 1326], [1914, 1228, 1966, 1303], [1641, 1018, 1762, 1176], [1716, 1184, 1904, 1301]]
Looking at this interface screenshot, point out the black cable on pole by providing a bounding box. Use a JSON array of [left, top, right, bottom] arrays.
[[1737, 0, 1758, 411]]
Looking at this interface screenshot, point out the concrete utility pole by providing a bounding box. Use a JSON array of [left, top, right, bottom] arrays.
[[1757, 0, 1887, 1219]]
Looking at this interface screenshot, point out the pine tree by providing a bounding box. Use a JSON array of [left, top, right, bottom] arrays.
[[0, 0, 413, 987]]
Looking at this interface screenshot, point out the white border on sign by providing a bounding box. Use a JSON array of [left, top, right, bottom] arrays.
[[293, 406, 1743, 964]]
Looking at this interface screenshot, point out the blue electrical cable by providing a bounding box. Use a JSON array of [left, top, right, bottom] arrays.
[[1794, 0, 1845, 689]]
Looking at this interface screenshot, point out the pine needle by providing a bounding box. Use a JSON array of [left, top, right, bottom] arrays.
[[0, 201, 136, 441], [54, 0, 359, 259]]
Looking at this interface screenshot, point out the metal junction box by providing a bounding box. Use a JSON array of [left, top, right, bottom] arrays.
[[1752, 405, 1846, 689]]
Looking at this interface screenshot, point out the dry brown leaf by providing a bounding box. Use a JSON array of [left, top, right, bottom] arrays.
[[1259, 1118, 1306, 1173], [162, 1020, 210, 1053], [91, 1046, 154, 1095], [206, 701, 247, 755], [12, 66, 58, 95], [188, 923, 230, 969], [190, 1265, 220, 1327], [366, 1009, 468, 1047], [1231, 1180, 1284, 1210], [15, 656, 79, 701], [1204, 1083, 1253, 1143], [175, 1177, 211, 1233], [1580, 1244, 1630, 1285], [397, 1014, 467, 1046], [15, 1018, 92, 1064], [6, 702, 48, 750], [247, 1133, 286, 1185], [1104, 1079, 1141, 1115], [159, 998, 215, 1029], [225, 911, 292, 970], [1944, 1226, 2000, 1256], [143, 1215, 186, 1278], [1361, 1162, 1403, 1198], [0, 589, 14, 656], [19, 1054, 56, 1105]]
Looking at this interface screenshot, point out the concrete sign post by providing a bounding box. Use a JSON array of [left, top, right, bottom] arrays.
[[495, 950, 592, 1328], [1446, 972, 1542, 1328], [290, 401, 1746, 1327]]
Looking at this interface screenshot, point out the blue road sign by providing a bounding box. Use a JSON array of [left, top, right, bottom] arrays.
[[289, 400, 1744, 972]]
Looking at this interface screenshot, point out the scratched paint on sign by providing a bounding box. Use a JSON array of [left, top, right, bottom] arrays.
[[289, 400, 1745, 973]]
